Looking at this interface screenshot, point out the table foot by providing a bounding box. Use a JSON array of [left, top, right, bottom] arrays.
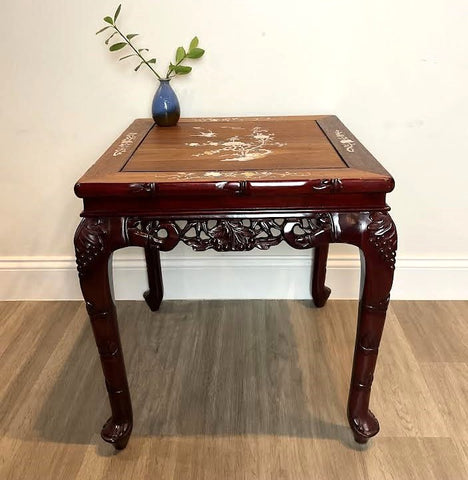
[[313, 284, 331, 308], [311, 245, 331, 307], [144, 245, 163, 311], [349, 409, 379, 444], [143, 289, 163, 312], [101, 417, 133, 450]]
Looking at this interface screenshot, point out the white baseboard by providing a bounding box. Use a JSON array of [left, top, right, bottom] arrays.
[[0, 255, 467, 301]]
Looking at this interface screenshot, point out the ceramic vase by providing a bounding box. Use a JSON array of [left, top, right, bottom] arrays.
[[151, 79, 180, 127]]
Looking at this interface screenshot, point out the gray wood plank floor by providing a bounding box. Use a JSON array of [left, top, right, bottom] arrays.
[[1, 300, 467, 479]]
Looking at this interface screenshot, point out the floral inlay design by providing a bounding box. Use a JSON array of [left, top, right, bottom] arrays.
[[189, 117, 271, 123], [145, 169, 314, 182], [185, 126, 286, 162], [334, 130, 356, 153], [113, 133, 138, 157]]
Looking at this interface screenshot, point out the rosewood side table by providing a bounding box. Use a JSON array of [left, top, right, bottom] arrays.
[[74, 115, 397, 449]]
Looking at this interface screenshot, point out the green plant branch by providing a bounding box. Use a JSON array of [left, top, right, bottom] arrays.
[[97, 5, 204, 81], [167, 56, 187, 79], [112, 24, 162, 80]]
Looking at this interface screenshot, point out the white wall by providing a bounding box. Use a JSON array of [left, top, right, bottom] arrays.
[[1, 0, 467, 300]]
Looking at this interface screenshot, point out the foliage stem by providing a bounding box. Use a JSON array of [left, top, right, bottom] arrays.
[[167, 56, 187, 79], [113, 24, 162, 80]]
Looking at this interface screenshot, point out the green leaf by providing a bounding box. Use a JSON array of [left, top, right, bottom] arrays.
[[126, 33, 139, 40], [109, 42, 127, 51], [119, 54, 137, 61], [114, 4, 121, 22], [189, 36, 199, 50], [176, 47, 186, 63], [96, 26, 111, 35], [186, 47, 204, 59], [174, 65, 192, 75], [138, 48, 149, 53], [147, 58, 156, 64], [134, 61, 145, 71], [105, 31, 118, 45], [104, 16, 114, 25]]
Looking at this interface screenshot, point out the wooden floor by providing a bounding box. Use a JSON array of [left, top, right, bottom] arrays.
[[0, 300, 467, 479]]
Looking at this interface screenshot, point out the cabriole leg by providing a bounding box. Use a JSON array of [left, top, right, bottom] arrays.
[[143, 245, 164, 311], [341, 212, 397, 444], [311, 244, 331, 307], [74, 217, 133, 450]]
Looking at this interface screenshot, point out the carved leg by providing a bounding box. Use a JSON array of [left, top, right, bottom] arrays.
[[143, 245, 164, 311], [338, 212, 397, 443], [311, 244, 331, 307], [75, 218, 133, 450]]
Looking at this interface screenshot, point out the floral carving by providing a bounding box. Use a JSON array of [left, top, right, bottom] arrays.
[[75, 218, 107, 277], [282, 215, 334, 249], [126, 219, 180, 251], [180, 219, 284, 251], [126, 216, 334, 252], [189, 221, 254, 251], [368, 212, 397, 269]]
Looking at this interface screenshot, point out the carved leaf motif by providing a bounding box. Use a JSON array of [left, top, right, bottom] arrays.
[[176, 219, 283, 252], [283, 215, 333, 249], [75, 218, 107, 277], [125, 216, 333, 252], [368, 212, 397, 269], [144, 221, 180, 251], [251, 220, 284, 250], [211, 221, 255, 251]]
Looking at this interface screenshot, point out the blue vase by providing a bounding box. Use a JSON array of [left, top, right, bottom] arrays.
[[151, 79, 180, 127]]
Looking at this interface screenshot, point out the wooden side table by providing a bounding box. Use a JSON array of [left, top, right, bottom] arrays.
[[74, 116, 397, 449]]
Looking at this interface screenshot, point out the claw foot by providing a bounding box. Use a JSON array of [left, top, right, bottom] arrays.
[[101, 417, 133, 450], [349, 410, 379, 444]]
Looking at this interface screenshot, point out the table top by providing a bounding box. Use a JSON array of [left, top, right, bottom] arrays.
[[123, 117, 345, 173], [75, 115, 394, 216]]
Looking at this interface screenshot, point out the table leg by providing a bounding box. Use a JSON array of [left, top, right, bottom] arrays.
[[339, 212, 397, 443], [74, 218, 133, 450], [143, 245, 164, 311], [311, 245, 331, 307]]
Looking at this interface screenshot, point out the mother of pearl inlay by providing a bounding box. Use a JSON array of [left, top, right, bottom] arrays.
[[186, 126, 286, 162]]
